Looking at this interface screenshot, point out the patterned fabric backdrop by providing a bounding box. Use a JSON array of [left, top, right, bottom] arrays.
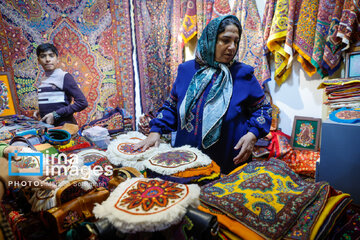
[[133, 0, 183, 115], [0, 0, 135, 127], [232, 0, 271, 86]]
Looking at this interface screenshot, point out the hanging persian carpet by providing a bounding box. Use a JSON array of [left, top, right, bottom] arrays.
[[110, 0, 136, 128], [181, 0, 198, 44], [133, 0, 183, 115], [0, 0, 135, 126], [196, 0, 232, 41], [322, 0, 360, 76], [93, 178, 200, 233], [293, 0, 319, 78], [232, 0, 271, 87], [310, 0, 337, 78], [266, 0, 291, 86], [195, 0, 215, 36]]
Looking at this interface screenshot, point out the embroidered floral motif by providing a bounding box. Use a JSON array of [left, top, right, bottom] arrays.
[[295, 123, 315, 147], [157, 112, 164, 119], [200, 159, 327, 240], [117, 143, 145, 155], [184, 112, 194, 132], [117, 179, 186, 212], [256, 116, 266, 124], [167, 94, 177, 108], [149, 150, 197, 167], [64, 210, 82, 228]]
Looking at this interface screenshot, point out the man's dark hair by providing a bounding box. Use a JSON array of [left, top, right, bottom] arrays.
[[217, 18, 242, 40], [36, 43, 58, 57]]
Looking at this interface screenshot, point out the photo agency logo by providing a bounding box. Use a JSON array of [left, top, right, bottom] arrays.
[[8, 150, 113, 186], [8, 150, 43, 176]]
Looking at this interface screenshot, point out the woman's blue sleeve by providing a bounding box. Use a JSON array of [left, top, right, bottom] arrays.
[[149, 65, 183, 134], [246, 75, 272, 139]]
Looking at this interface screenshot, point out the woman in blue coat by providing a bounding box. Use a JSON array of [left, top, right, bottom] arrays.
[[135, 15, 272, 174]]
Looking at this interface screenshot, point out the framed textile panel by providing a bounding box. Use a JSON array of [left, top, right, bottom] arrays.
[[0, 72, 18, 116], [290, 116, 322, 151], [345, 51, 360, 78]]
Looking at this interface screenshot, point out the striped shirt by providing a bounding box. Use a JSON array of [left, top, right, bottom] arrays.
[[38, 69, 88, 126]]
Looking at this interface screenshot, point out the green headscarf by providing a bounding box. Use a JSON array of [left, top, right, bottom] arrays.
[[179, 15, 241, 149]]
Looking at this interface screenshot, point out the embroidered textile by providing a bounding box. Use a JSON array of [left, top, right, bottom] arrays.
[[80, 107, 125, 134], [310, 0, 337, 77], [106, 131, 168, 170], [200, 159, 326, 239], [93, 178, 200, 233], [313, 194, 352, 239], [321, 0, 346, 76], [181, 0, 197, 43], [285, 184, 330, 240], [0, 0, 135, 126], [57, 135, 92, 153], [198, 203, 265, 240], [328, 209, 360, 240], [232, 0, 271, 87], [266, 0, 291, 86], [133, 0, 183, 114], [267, 130, 319, 177], [262, 0, 276, 55], [110, 0, 136, 128], [144, 145, 212, 175], [293, 0, 319, 77], [284, 0, 302, 69], [329, 107, 360, 123], [195, 0, 215, 37], [173, 160, 220, 178], [336, 0, 360, 50], [146, 169, 204, 184]]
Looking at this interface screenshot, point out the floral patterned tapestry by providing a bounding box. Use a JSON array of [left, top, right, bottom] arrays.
[[0, 0, 135, 127], [232, 0, 271, 86], [133, 0, 183, 115]]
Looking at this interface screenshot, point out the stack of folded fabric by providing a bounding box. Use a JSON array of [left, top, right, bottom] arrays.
[[144, 145, 220, 184], [123, 116, 133, 132], [318, 78, 360, 109], [199, 158, 352, 240]]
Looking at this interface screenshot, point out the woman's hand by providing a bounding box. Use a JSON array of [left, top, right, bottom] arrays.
[[3, 146, 24, 160], [41, 112, 54, 124], [33, 110, 40, 120], [133, 132, 161, 151], [233, 132, 257, 165]]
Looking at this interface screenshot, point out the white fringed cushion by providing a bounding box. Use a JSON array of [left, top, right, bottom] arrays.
[[106, 131, 170, 171], [93, 178, 200, 233], [143, 145, 212, 175]]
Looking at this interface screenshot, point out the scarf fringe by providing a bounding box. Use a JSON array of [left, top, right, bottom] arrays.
[[93, 177, 200, 233]]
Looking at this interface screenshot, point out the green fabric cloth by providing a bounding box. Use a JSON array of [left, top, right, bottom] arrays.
[[179, 15, 240, 149], [0, 143, 8, 159]]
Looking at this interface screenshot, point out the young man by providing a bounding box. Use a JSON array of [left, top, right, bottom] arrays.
[[34, 43, 88, 126]]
